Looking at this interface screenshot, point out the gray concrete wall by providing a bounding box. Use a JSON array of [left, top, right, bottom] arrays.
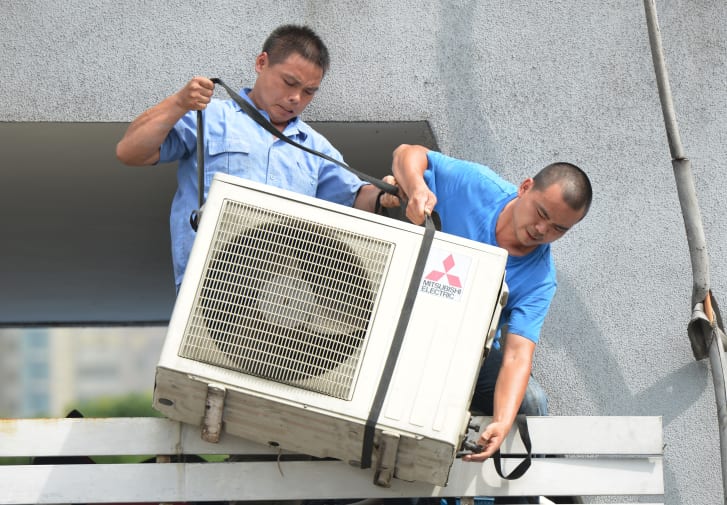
[[3, 1, 727, 503]]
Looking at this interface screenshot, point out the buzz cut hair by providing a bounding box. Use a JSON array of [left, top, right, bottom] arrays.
[[262, 24, 330, 75], [533, 162, 593, 216]]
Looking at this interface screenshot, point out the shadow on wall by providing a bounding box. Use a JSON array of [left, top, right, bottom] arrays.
[[542, 274, 708, 422], [541, 274, 710, 504]]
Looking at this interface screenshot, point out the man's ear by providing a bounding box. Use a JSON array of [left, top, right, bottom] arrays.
[[254, 52, 268, 72], [517, 177, 535, 197]]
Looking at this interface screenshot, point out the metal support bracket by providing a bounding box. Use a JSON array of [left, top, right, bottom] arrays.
[[373, 430, 400, 487], [201, 384, 226, 443]]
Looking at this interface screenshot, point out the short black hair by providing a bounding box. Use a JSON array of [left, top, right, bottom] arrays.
[[533, 162, 593, 216], [262, 24, 330, 75]]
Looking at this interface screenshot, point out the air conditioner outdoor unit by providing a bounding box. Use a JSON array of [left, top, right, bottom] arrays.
[[153, 172, 508, 487]]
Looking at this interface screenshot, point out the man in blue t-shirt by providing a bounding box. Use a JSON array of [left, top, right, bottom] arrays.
[[117, 25, 388, 289], [388, 143, 592, 463]]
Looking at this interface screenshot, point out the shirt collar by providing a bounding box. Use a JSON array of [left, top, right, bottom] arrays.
[[236, 88, 307, 140]]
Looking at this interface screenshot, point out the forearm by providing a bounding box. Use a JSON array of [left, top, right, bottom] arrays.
[[464, 334, 535, 462], [390, 144, 435, 224], [492, 347, 532, 427], [116, 94, 188, 166], [391, 144, 429, 195], [352, 184, 379, 212]]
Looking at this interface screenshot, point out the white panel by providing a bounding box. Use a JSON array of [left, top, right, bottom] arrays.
[[0, 416, 662, 458], [0, 458, 664, 504], [0, 416, 664, 504], [0, 417, 277, 457], [492, 416, 664, 455]]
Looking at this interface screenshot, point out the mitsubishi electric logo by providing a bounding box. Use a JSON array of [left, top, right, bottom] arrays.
[[425, 254, 462, 288], [419, 248, 472, 301]]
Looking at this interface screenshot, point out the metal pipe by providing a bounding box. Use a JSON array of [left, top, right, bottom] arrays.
[[643, 0, 684, 160], [672, 158, 711, 306], [643, 0, 711, 310], [709, 327, 727, 505], [643, 1, 727, 500]]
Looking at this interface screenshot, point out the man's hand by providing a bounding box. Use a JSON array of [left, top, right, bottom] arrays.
[[174, 76, 215, 111], [405, 185, 437, 224], [462, 420, 510, 462], [382, 169, 436, 223], [390, 144, 437, 224], [378, 175, 402, 209], [117, 77, 215, 166]]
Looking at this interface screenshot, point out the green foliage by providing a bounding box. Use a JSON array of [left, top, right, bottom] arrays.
[[2, 393, 226, 465], [0, 457, 31, 465], [67, 391, 163, 418], [59, 392, 163, 463]]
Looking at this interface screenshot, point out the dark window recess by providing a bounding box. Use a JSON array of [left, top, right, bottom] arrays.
[[0, 121, 438, 326]]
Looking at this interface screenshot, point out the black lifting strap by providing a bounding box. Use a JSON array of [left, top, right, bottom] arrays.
[[192, 77, 437, 230], [190, 108, 205, 230], [210, 78, 401, 194], [492, 414, 533, 480], [360, 212, 437, 470], [190, 78, 400, 230]]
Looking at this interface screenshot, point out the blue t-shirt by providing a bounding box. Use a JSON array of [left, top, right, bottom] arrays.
[[159, 88, 366, 287], [424, 151, 557, 346]]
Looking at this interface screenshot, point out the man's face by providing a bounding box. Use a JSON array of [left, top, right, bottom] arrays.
[[250, 51, 323, 129], [512, 178, 585, 248]]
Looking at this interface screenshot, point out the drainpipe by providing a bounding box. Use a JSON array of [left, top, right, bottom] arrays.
[[643, 1, 727, 501]]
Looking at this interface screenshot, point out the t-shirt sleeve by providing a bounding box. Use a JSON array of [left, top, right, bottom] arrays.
[[505, 279, 556, 344], [502, 251, 557, 344], [159, 110, 197, 163], [314, 136, 365, 207], [424, 151, 514, 205], [424, 150, 464, 196]]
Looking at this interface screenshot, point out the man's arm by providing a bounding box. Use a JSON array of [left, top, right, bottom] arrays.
[[116, 76, 214, 166], [390, 144, 437, 224], [464, 333, 535, 461], [352, 183, 381, 212], [352, 176, 401, 213]]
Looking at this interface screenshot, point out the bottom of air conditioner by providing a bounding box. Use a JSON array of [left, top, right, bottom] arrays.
[[154, 366, 468, 487]]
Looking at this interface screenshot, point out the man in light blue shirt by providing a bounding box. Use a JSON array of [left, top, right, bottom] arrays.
[[117, 25, 386, 289]]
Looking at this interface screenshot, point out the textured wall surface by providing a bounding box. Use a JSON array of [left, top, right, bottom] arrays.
[[3, 1, 727, 503]]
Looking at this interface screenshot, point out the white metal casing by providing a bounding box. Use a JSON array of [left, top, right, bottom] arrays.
[[154, 173, 508, 486]]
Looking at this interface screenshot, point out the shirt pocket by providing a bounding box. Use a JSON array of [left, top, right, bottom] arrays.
[[279, 158, 318, 195], [206, 138, 251, 187]]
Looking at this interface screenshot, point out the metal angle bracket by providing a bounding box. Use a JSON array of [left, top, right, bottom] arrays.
[[201, 384, 227, 443], [373, 430, 400, 487]]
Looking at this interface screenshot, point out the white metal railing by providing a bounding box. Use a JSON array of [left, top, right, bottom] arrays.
[[0, 416, 664, 504]]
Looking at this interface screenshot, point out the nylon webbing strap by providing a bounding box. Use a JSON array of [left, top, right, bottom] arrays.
[[360, 213, 437, 471], [191, 78, 401, 229], [196, 110, 205, 206], [492, 414, 532, 480]]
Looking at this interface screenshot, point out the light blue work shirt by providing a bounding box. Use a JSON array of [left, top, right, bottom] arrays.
[[424, 151, 557, 347], [159, 88, 366, 287]]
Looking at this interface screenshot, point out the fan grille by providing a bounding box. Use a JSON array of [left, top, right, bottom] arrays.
[[179, 199, 393, 399]]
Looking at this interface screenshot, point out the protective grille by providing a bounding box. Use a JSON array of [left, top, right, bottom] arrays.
[[179, 199, 393, 400]]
